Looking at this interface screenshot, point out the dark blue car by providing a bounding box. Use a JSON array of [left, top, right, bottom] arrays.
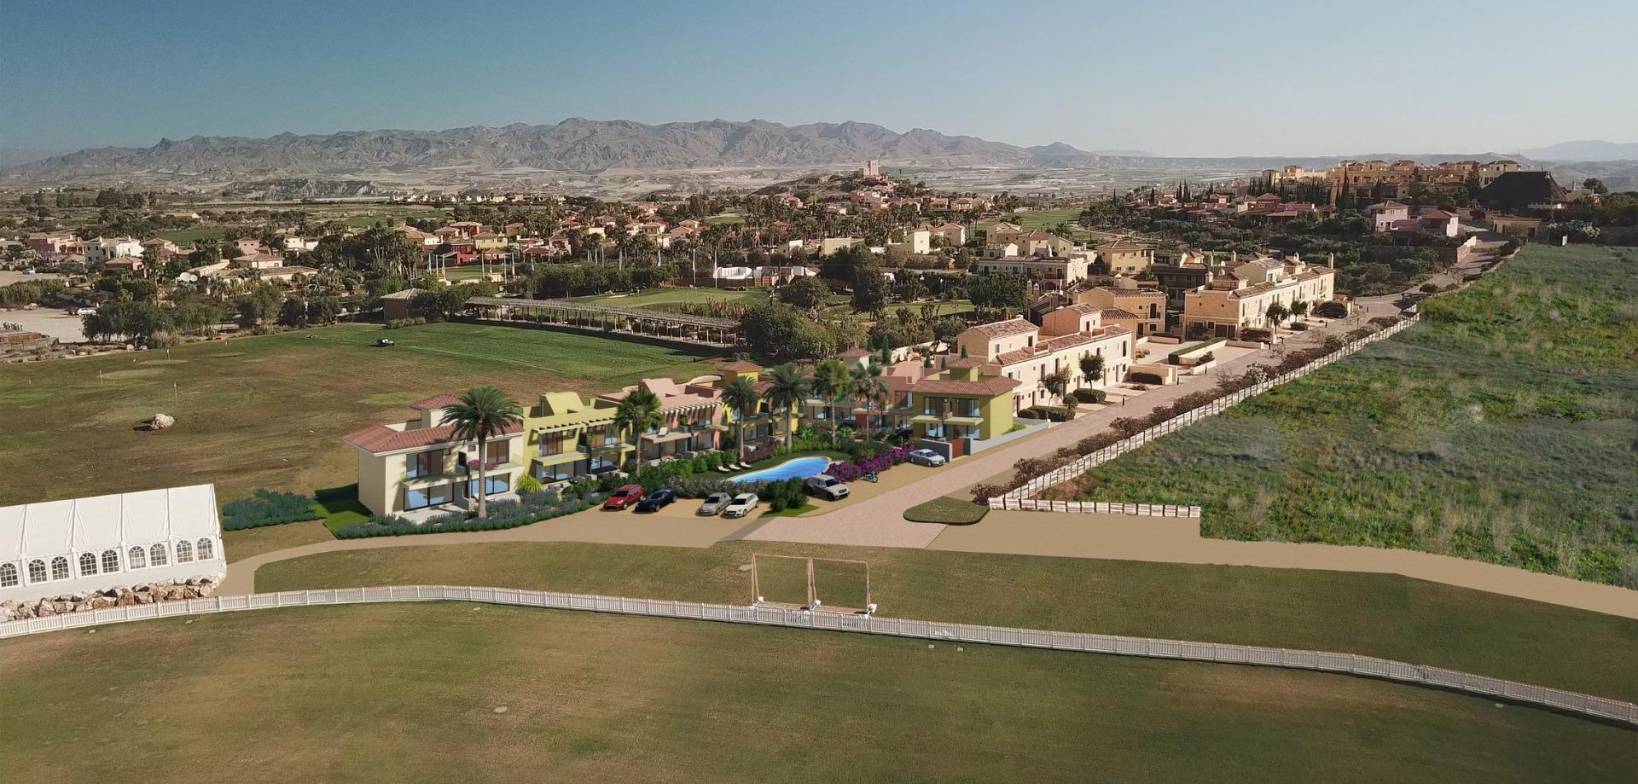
[[634, 488, 677, 513]]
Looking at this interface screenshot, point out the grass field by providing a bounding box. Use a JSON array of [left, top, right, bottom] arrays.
[[903, 495, 989, 524], [2, 603, 1630, 784], [567, 286, 767, 312], [255, 540, 1638, 702], [1074, 245, 1638, 586], [0, 321, 723, 505]]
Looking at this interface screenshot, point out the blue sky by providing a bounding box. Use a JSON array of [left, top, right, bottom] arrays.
[[4, 0, 1635, 157]]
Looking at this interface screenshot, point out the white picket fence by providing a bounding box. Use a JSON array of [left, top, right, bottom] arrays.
[[990, 498, 1202, 518], [992, 317, 1417, 510], [1, 583, 1631, 727]]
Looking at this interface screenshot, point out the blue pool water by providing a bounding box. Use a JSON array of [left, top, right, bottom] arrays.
[[731, 456, 832, 484]]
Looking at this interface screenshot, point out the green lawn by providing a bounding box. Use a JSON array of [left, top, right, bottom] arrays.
[[903, 495, 989, 524], [567, 286, 767, 313], [0, 321, 723, 505], [1076, 244, 1638, 586], [312, 484, 372, 532], [2, 604, 1630, 783], [255, 540, 1638, 702]]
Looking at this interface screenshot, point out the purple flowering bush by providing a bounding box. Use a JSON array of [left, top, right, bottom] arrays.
[[824, 445, 913, 482]]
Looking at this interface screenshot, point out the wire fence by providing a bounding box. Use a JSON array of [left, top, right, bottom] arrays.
[[2, 583, 1631, 727], [994, 317, 1418, 509]]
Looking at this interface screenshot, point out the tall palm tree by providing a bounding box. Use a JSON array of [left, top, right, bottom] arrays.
[[810, 359, 851, 441], [614, 388, 664, 476], [442, 386, 523, 519], [848, 362, 890, 440], [721, 375, 759, 465], [761, 364, 809, 452]]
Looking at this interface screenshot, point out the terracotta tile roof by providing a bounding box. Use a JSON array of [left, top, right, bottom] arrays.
[[911, 376, 1019, 397], [715, 359, 762, 372], [1101, 307, 1140, 319], [942, 356, 984, 369], [968, 318, 1037, 338], [410, 394, 462, 410], [344, 421, 522, 455]]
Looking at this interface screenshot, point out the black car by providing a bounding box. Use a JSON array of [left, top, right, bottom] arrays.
[[634, 488, 677, 513]]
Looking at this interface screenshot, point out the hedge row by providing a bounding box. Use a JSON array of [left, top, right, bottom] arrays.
[[334, 488, 607, 538], [221, 490, 316, 530]]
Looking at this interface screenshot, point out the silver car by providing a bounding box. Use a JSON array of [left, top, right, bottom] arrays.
[[722, 493, 759, 518], [908, 448, 947, 467], [698, 492, 732, 516]]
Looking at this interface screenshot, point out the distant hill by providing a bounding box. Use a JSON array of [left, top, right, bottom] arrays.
[[1514, 140, 1638, 162], [0, 119, 1124, 185]]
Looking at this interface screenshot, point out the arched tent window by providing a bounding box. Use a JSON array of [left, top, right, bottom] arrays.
[[197, 538, 215, 561], [149, 543, 169, 567], [51, 556, 70, 580], [0, 563, 17, 588], [28, 560, 46, 583], [128, 546, 147, 569], [79, 552, 99, 576], [102, 549, 121, 573], [176, 541, 194, 563]]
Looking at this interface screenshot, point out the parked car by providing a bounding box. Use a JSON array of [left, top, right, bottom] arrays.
[[602, 483, 645, 510], [804, 475, 850, 501], [721, 493, 759, 518], [908, 448, 947, 467], [634, 488, 677, 513], [698, 492, 732, 516]]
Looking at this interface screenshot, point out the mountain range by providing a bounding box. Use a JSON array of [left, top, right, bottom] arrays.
[[1512, 140, 1638, 162], [3, 118, 1633, 190]]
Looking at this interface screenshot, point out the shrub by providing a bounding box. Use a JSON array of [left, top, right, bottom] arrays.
[[384, 317, 427, 329], [1313, 301, 1348, 319], [1072, 388, 1107, 404], [517, 474, 544, 494], [1131, 371, 1164, 385], [221, 490, 315, 530], [334, 490, 602, 538]]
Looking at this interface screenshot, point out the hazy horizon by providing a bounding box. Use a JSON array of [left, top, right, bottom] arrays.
[[4, 0, 1637, 158]]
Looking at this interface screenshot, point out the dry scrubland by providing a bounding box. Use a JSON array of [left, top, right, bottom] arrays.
[[1076, 245, 1638, 585]]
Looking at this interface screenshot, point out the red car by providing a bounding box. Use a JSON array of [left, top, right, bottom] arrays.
[[602, 483, 645, 510]]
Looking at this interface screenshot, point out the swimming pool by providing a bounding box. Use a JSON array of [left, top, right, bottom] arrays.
[[731, 456, 832, 484]]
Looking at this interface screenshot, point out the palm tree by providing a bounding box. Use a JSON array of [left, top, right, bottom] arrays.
[[614, 388, 664, 475], [848, 362, 890, 440], [442, 386, 523, 519], [1078, 354, 1105, 388], [721, 375, 759, 465], [761, 364, 809, 452], [810, 359, 851, 441]]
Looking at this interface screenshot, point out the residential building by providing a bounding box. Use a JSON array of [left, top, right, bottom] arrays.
[[974, 255, 1092, 287], [929, 222, 966, 247], [906, 361, 1018, 446], [1017, 229, 1075, 258], [887, 229, 931, 256], [84, 236, 144, 265], [1150, 261, 1213, 311], [1367, 201, 1411, 232], [1096, 239, 1155, 275], [522, 392, 631, 484], [1180, 255, 1336, 338], [598, 377, 727, 463], [1074, 286, 1166, 337], [102, 256, 146, 276], [957, 316, 1133, 411], [344, 394, 527, 516], [819, 237, 863, 256]]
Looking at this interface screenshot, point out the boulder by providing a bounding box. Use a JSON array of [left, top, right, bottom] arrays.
[[148, 414, 175, 431], [88, 596, 117, 609]]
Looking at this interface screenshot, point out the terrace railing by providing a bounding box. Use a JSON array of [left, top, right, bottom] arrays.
[[1, 582, 1631, 727]]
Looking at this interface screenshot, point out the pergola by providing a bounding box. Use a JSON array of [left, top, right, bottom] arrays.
[[464, 296, 741, 348]]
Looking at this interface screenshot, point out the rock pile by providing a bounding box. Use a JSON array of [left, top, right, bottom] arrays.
[[0, 578, 216, 622]]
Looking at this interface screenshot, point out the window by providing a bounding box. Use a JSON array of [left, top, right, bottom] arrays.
[[484, 440, 509, 465], [466, 474, 509, 498], [404, 482, 451, 511], [51, 556, 70, 581], [102, 549, 121, 573], [150, 543, 169, 567], [537, 460, 579, 483], [0, 564, 17, 588], [197, 538, 215, 561], [79, 552, 99, 576], [128, 546, 147, 569], [538, 431, 572, 456], [406, 449, 444, 479], [176, 540, 194, 563], [28, 560, 47, 583]]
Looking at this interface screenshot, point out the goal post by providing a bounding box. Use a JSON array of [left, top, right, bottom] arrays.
[[749, 554, 873, 615]]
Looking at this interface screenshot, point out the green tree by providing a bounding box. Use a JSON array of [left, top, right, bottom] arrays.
[[614, 388, 665, 475], [441, 386, 524, 519], [810, 358, 852, 439], [851, 263, 891, 314], [1041, 367, 1073, 410], [848, 362, 890, 440], [721, 375, 760, 465], [1265, 301, 1290, 326], [968, 271, 1030, 311], [778, 275, 828, 310], [760, 363, 810, 452], [1078, 353, 1105, 387]]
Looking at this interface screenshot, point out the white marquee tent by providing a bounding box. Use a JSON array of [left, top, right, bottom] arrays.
[[0, 484, 226, 604]]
